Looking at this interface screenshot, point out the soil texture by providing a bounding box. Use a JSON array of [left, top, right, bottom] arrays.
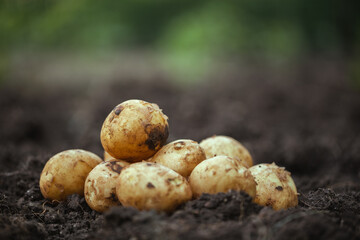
[[1, 60, 360, 239]]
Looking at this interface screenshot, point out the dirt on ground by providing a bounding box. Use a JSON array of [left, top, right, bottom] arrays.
[[0, 59, 359, 239]]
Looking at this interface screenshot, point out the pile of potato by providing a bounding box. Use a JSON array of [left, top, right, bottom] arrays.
[[39, 99, 298, 212]]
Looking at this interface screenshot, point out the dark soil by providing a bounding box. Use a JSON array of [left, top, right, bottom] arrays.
[[1, 60, 360, 239]]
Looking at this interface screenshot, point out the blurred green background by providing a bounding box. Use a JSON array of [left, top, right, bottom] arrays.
[[1, 0, 359, 86]]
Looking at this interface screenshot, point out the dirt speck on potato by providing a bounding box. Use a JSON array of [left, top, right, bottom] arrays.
[[145, 124, 169, 150], [105, 161, 124, 174], [114, 105, 124, 115], [174, 141, 186, 150]]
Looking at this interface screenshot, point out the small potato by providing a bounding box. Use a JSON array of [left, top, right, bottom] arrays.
[[116, 162, 192, 212], [189, 156, 256, 198], [249, 163, 298, 210], [39, 149, 102, 201], [104, 150, 116, 161], [149, 139, 206, 177], [84, 159, 130, 212], [200, 135, 253, 167], [101, 100, 169, 162]]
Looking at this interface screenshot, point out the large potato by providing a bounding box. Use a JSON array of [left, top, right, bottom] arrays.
[[116, 162, 192, 212], [249, 163, 298, 210], [149, 139, 206, 177], [200, 135, 253, 167], [101, 100, 169, 162], [39, 149, 102, 201], [84, 159, 130, 212], [189, 156, 256, 198]]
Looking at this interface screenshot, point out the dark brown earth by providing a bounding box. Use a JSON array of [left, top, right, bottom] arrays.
[[0, 59, 360, 239]]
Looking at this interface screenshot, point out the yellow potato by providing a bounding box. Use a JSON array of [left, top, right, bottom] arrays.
[[104, 150, 117, 161], [84, 159, 130, 212], [249, 163, 298, 210], [200, 135, 253, 167], [101, 100, 169, 162], [39, 149, 102, 201], [116, 162, 192, 212], [149, 139, 206, 177], [189, 156, 256, 198]]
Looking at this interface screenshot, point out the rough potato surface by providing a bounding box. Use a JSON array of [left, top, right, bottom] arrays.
[[39, 149, 102, 201], [200, 135, 253, 167], [249, 163, 298, 210], [116, 162, 192, 212], [189, 156, 256, 198], [101, 100, 169, 162], [150, 139, 206, 177], [85, 159, 130, 212]]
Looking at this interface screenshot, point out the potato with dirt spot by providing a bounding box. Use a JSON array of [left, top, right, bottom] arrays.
[[149, 139, 206, 177], [84, 159, 130, 212], [39, 149, 103, 201], [189, 156, 256, 198], [200, 135, 253, 167], [101, 100, 169, 162], [249, 163, 298, 210], [116, 162, 192, 212]]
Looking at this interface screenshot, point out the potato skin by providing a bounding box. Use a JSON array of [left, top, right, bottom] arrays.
[[116, 162, 192, 212], [189, 156, 256, 198], [149, 139, 206, 177], [200, 135, 253, 167], [101, 100, 169, 162], [39, 149, 103, 201], [103, 151, 114, 161], [249, 163, 298, 210], [84, 159, 130, 212], [104, 150, 122, 162]]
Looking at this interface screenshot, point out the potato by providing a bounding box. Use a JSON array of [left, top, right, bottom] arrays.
[[101, 100, 169, 162], [200, 135, 253, 167], [116, 162, 192, 212], [149, 139, 206, 177], [84, 159, 130, 212], [104, 150, 116, 161], [249, 163, 298, 210], [189, 156, 256, 198], [39, 149, 102, 201]]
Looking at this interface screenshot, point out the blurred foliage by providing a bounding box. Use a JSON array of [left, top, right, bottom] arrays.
[[0, 0, 359, 83]]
